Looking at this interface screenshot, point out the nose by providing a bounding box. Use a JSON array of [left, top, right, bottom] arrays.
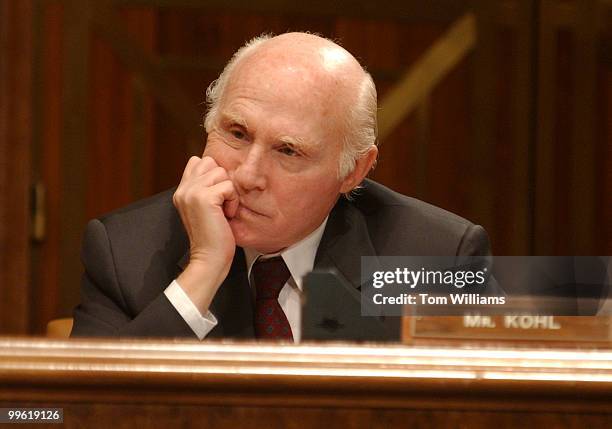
[[232, 145, 267, 193]]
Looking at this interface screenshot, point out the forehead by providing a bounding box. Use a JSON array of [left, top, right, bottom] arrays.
[[220, 59, 346, 146], [226, 57, 330, 108]]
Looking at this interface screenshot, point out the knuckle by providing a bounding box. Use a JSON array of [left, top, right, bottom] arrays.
[[187, 156, 200, 166], [184, 191, 199, 205], [212, 166, 227, 178], [202, 156, 217, 166]]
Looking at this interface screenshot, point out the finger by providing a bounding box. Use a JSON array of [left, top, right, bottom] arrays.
[[209, 180, 239, 216], [181, 156, 202, 181], [190, 156, 218, 178], [223, 195, 239, 219], [180, 167, 229, 198], [199, 166, 230, 188]]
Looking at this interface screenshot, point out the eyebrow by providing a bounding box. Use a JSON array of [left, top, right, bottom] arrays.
[[221, 112, 248, 129], [278, 135, 315, 153], [221, 111, 315, 152]]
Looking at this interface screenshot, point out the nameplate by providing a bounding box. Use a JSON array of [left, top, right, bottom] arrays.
[[404, 315, 612, 343]]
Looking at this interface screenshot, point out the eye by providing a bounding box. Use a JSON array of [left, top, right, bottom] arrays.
[[278, 145, 299, 157], [230, 128, 246, 140]]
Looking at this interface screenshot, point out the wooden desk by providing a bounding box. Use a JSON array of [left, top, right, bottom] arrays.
[[1, 337, 611, 428]]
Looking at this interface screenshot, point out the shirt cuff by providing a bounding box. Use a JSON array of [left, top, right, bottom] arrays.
[[164, 280, 218, 340]]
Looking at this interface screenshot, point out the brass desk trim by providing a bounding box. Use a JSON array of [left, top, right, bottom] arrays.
[[1, 337, 611, 412]]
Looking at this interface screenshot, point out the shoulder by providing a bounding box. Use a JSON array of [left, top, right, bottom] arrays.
[[349, 179, 488, 255], [80, 188, 187, 311], [89, 188, 186, 250], [97, 188, 179, 231], [90, 187, 186, 256], [354, 179, 473, 229], [83, 188, 187, 279]]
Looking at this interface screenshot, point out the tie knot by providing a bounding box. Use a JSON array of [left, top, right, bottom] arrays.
[[252, 256, 290, 300]]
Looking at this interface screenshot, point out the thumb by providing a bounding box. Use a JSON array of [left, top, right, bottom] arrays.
[[223, 197, 239, 219]]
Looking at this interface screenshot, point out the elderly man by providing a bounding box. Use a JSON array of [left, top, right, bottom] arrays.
[[71, 32, 490, 341]]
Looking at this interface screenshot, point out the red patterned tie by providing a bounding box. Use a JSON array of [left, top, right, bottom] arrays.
[[253, 256, 293, 340]]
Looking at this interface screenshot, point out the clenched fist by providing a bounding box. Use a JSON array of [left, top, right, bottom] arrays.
[[172, 156, 239, 314]]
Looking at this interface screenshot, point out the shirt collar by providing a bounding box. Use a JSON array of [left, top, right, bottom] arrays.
[[244, 217, 328, 291]]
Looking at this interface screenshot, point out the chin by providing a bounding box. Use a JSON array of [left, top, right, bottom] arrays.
[[230, 219, 278, 252]]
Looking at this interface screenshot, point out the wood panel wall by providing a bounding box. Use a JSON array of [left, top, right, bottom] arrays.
[[0, 0, 33, 334], [0, 0, 610, 334]]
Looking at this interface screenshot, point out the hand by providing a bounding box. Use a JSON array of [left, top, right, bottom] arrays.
[[172, 156, 239, 313]]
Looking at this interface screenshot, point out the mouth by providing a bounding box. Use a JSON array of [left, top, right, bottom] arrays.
[[237, 203, 267, 218]]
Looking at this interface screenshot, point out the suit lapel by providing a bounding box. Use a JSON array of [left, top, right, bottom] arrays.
[[306, 198, 397, 341], [314, 198, 381, 289]]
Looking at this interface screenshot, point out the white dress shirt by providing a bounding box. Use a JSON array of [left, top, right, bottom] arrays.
[[164, 218, 328, 341]]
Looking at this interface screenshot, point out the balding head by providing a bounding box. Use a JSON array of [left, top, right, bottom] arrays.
[[204, 32, 377, 179], [238, 32, 365, 83]]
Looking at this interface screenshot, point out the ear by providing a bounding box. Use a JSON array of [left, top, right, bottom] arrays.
[[339, 146, 378, 193]]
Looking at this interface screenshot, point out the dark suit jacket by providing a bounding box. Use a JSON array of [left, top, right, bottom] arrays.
[[71, 179, 491, 339]]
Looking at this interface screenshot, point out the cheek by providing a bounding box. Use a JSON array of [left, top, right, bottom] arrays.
[[278, 178, 340, 218], [203, 139, 239, 170]]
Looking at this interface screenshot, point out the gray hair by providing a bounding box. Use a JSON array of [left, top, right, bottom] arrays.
[[203, 33, 378, 181], [204, 34, 271, 135]]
